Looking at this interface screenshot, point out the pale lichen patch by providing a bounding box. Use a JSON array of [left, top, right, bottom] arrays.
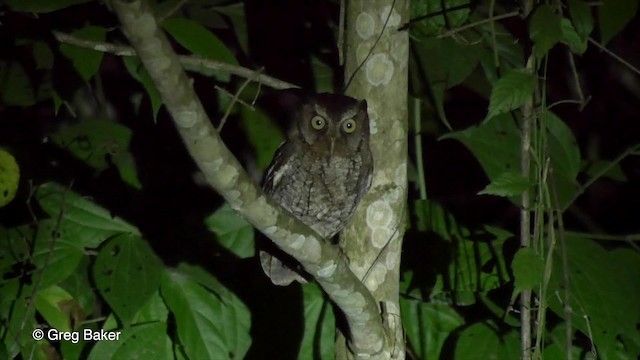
[[217, 164, 239, 187], [290, 234, 306, 249], [365, 53, 394, 86], [174, 108, 198, 128], [371, 227, 392, 248], [366, 200, 393, 228], [356, 12, 375, 40], [263, 226, 278, 235], [317, 261, 337, 278], [380, 6, 401, 28]]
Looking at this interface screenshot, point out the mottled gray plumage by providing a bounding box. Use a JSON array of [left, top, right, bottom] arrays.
[[260, 93, 373, 286]]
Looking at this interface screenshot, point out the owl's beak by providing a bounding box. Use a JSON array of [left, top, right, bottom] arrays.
[[329, 138, 335, 156]]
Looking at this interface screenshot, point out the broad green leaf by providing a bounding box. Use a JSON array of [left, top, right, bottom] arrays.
[[33, 41, 54, 70], [36, 182, 139, 245], [487, 70, 536, 118], [240, 107, 284, 171], [511, 247, 544, 291], [49, 117, 134, 172], [583, 160, 627, 182], [132, 291, 169, 324], [88, 322, 172, 360], [112, 151, 142, 190], [548, 236, 640, 358], [530, 4, 563, 58], [542, 111, 581, 208], [59, 26, 106, 81], [431, 225, 511, 305], [400, 299, 464, 359], [214, 3, 249, 53], [299, 284, 335, 360], [34, 285, 78, 332], [412, 199, 470, 240], [0, 220, 84, 289], [440, 37, 480, 88], [454, 322, 507, 359], [568, 0, 594, 40], [0, 61, 35, 106], [560, 18, 587, 55], [59, 257, 95, 315], [5, 0, 91, 13], [478, 171, 530, 197], [122, 57, 163, 120], [93, 234, 163, 326], [441, 113, 521, 181], [162, 17, 237, 67], [598, 0, 639, 45], [205, 203, 254, 259], [161, 268, 251, 360], [0, 149, 20, 208], [410, 0, 470, 38], [311, 56, 334, 93]]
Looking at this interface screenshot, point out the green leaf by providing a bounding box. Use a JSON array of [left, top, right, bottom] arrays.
[[400, 299, 464, 359], [441, 113, 521, 182], [487, 70, 536, 118], [568, 0, 594, 40], [205, 203, 255, 259], [548, 236, 640, 358], [583, 160, 627, 182], [162, 18, 237, 76], [530, 4, 563, 58], [0, 149, 20, 208], [36, 182, 139, 246], [112, 151, 142, 189], [93, 234, 163, 326], [161, 268, 251, 360], [34, 285, 77, 332], [0, 220, 85, 292], [410, 0, 471, 38], [49, 117, 135, 173], [299, 284, 335, 360], [59, 26, 106, 81], [87, 322, 172, 360], [240, 107, 284, 171], [543, 111, 581, 208], [598, 0, 639, 45], [560, 18, 588, 55], [122, 57, 163, 120], [0, 61, 36, 106], [5, 0, 91, 13], [511, 247, 544, 291], [33, 41, 54, 70], [454, 322, 507, 359], [478, 171, 530, 197], [132, 291, 169, 324]]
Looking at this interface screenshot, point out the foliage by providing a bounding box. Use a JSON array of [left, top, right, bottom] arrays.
[[1, 0, 639, 359]]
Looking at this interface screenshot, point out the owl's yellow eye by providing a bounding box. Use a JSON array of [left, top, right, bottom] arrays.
[[311, 116, 326, 130], [342, 119, 357, 133]]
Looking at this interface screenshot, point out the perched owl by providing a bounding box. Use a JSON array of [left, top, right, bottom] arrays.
[[260, 93, 373, 286]]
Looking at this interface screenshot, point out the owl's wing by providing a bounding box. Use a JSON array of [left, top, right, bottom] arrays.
[[263, 140, 289, 192]]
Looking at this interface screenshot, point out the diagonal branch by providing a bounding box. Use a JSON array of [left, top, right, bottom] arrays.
[[109, 0, 384, 356], [52, 30, 299, 90]]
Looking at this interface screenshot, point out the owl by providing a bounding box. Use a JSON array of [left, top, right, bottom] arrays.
[[259, 93, 373, 286]]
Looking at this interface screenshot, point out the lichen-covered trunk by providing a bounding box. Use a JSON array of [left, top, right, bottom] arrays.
[[337, 0, 409, 359]]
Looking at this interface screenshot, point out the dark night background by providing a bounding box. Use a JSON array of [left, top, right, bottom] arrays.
[[1, 1, 639, 359]]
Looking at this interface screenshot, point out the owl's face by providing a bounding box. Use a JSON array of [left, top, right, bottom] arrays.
[[291, 93, 369, 156]]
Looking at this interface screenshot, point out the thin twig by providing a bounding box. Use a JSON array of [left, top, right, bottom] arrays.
[[519, 54, 536, 360], [489, 0, 500, 72], [437, 11, 519, 39], [588, 37, 640, 76], [156, 0, 188, 22], [338, 0, 345, 66], [216, 68, 264, 132], [52, 31, 299, 90], [565, 143, 640, 210]]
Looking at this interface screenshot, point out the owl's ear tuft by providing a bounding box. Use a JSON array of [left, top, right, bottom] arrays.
[[358, 99, 368, 113]]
